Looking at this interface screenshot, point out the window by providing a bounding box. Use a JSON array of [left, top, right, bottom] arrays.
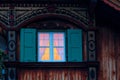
[[38, 32, 65, 62], [20, 29, 83, 62]]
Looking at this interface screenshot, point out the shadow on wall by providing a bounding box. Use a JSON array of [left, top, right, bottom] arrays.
[[0, 35, 7, 51]]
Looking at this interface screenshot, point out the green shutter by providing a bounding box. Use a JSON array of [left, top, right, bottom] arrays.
[[67, 29, 82, 62], [20, 29, 36, 62]]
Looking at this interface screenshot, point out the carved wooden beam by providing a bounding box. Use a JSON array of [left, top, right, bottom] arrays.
[[88, 0, 97, 27], [103, 0, 120, 11], [0, 0, 89, 4]]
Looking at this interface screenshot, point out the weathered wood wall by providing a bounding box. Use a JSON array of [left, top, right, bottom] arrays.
[[116, 32, 120, 80], [98, 27, 120, 80], [18, 69, 88, 80]]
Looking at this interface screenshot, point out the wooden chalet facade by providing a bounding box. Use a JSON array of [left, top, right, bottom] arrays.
[[0, 0, 120, 80]]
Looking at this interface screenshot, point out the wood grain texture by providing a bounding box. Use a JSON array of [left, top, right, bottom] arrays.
[[98, 27, 118, 80], [115, 32, 120, 80], [18, 69, 88, 80], [83, 31, 87, 61]]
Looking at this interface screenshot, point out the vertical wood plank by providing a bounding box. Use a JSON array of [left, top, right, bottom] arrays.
[[18, 69, 88, 80], [98, 27, 117, 80], [116, 32, 120, 80], [83, 31, 87, 61]]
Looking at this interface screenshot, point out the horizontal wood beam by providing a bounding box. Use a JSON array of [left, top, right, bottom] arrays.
[[4, 62, 99, 69], [0, 0, 89, 4]]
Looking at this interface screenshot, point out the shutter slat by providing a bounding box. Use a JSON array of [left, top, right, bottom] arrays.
[[67, 29, 82, 62], [20, 29, 36, 62]]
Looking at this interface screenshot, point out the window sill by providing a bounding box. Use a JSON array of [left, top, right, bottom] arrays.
[[4, 61, 99, 69]]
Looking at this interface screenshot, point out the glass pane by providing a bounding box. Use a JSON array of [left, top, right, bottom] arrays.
[[53, 48, 64, 61], [38, 32, 65, 62], [38, 48, 50, 61], [54, 40, 64, 46], [38, 33, 50, 46], [59, 40, 64, 46], [53, 33, 59, 40], [54, 40, 59, 46], [39, 40, 49, 46], [58, 34, 64, 40], [53, 33, 64, 40], [53, 33, 64, 46], [39, 33, 49, 40]]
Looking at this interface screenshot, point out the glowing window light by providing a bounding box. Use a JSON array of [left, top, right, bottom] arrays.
[[38, 32, 65, 62]]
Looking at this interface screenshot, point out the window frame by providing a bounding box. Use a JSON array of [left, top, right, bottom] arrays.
[[37, 30, 66, 62]]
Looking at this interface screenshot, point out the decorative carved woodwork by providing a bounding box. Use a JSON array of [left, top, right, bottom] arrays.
[[0, 6, 89, 29], [8, 31, 16, 80], [0, 1, 98, 80], [103, 0, 120, 11]]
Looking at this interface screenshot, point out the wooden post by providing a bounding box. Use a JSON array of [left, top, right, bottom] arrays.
[[87, 30, 97, 80], [7, 5, 16, 80]]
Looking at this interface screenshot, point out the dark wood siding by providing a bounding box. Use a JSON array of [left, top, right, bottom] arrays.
[[98, 27, 120, 80], [18, 69, 88, 80], [115, 31, 120, 80]]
